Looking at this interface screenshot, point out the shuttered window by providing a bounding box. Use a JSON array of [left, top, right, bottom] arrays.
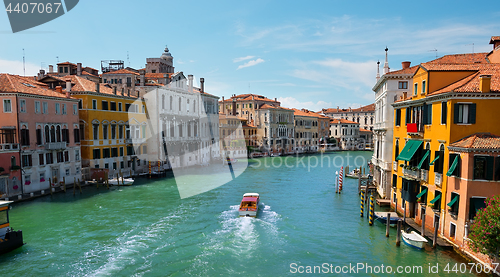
[[395, 109, 401, 126], [474, 156, 494, 180], [453, 103, 476, 124], [441, 102, 447, 124]]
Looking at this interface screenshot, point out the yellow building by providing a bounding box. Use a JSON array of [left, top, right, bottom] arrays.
[[40, 75, 148, 178], [391, 40, 500, 245]]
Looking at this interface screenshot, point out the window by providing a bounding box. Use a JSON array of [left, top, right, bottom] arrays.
[[102, 101, 108, 111], [496, 156, 500, 181], [75, 150, 80, 161], [422, 80, 426, 94], [179, 98, 181, 111], [110, 102, 116, 111], [66, 168, 70, 176], [2, 99, 11, 113], [454, 103, 476, 124], [74, 128, 80, 143], [395, 109, 401, 126], [473, 156, 494, 180], [170, 96, 173, 110], [93, 149, 100, 159], [64, 151, 69, 162], [39, 172, 45, 181], [113, 162, 117, 170], [55, 103, 60, 114], [125, 103, 131, 112], [64, 67, 68, 73], [394, 140, 399, 160], [398, 81, 408, 89], [56, 151, 63, 163], [441, 102, 447, 124], [21, 129, 30, 146], [450, 222, 456, 238], [119, 125, 123, 139], [73, 104, 78, 115], [119, 147, 124, 157], [92, 99, 97, 110], [43, 102, 48, 114], [103, 148, 110, 158], [469, 197, 486, 220], [111, 147, 118, 157], [111, 125, 116, 139], [413, 83, 418, 96], [448, 192, 460, 216], [433, 145, 445, 174], [35, 101, 40, 113], [46, 152, 53, 164], [118, 103, 122, 111], [423, 103, 432, 125], [20, 99, 26, 112], [103, 124, 108, 139], [59, 66, 63, 73], [39, 153, 44, 165], [405, 107, 411, 124], [62, 104, 67, 115], [142, 145, 147, 154], [187, 99, 190, 112], [142, 105, 145, 113], [22, 154, 32, 167], [93, 124, 99, 140], [56, 126, 61, 142]]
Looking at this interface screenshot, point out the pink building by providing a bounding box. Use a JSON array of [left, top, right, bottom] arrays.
[[0, 74, 81, 199]]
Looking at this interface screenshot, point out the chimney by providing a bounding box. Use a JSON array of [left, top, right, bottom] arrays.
[[140, 70, 145, 86], [232, 99, 236, 116], [164, 74, 170, 85], [490, 36, 500, 50], [479, 75, 492, 93], [49, 65, 53, 73], [401, 61, 411, 69], [113, 86, 117, 95], [95, 82, 100, 93], [222, 96, 225, 114], [56, 86, 62, 93], [188, 74, 193, 92], [403, 91, 407, 99], [200, 78, 205, 93], [37, 69, 45, 80], [77, 63, 82, 76], [275, 98, 277, 102], [66, 80, 72, 92]]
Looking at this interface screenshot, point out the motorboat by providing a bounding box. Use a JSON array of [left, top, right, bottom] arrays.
[[374, 212, 400, 226], [0, 200, 24, 255], [239, 193, 260, 217], [345, 169, 369, 179], [108, 177, 134, 186], [401, 228, 428, 249]]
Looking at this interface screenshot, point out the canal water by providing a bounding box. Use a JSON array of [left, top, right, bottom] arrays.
[[1, 152, 481, 276]]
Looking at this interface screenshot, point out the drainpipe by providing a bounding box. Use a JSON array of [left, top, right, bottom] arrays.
[[15, 94, 24, 197]]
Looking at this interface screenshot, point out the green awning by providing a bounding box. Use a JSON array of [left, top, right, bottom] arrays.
[[396, 140, 423, 161], [430, 194, 441, 204], [416, 188, 428, 199], [417, 150, 430, 169], [446, 156, 459, 177], [430, 155, 440, 165], [447, 195, 459, 207]]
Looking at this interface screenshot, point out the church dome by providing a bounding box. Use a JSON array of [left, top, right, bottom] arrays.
[[161, 46, 173, 60]]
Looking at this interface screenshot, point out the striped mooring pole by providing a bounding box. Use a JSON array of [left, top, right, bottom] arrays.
[[158, 160, 161, 173], [339, 166, 343, 192], [369, 193, 374, 226], [360, 189, 365, 217], [149, 161, 152, 178]]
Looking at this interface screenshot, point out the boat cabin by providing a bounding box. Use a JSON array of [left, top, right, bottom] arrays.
[[0, 201, 12, 238]]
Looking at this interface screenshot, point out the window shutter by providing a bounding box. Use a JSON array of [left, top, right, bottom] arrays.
[[423, 104, 428, 124], [496, 157, 500, 181], [453, 103, 459, 123], [486, 156, 494, 180], [36, 129, 42, 145], [469, 103, 476, 124], [456, 155, 461, 177], [473, 156, 478, 180], [406, 107, 411, 124], [428, 104, 432, 125]]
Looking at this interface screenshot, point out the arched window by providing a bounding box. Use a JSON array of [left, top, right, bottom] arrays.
[[56, 126, 61, 142], [162, 95, 165, 109], [11, 156, 16, 167], [395, 140, 399, 160], [169, 96, 173, 110], [45, 125, 50, 143], [50, 126, 56, 142], [179, 97, 182, 111]]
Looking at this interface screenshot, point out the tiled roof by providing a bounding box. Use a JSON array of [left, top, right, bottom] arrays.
[[221, 93, 278, 103], [57, 61, 76, 66], [292, 108, 320, 118], [57, 75, 115, 95], [490, 36, 500, 44], [429, 64, 500, 95], [330, 119, 359, 124], [359, 128, 372, 132], [426, 53, 489, 64], [322, 103, 375, 113], [102, 69, 139, 75], [420, 63, 484, 71], [145, 73, 172, 79], [0, 74, 74, 98], [449, 133, 500, 150], [385, 65, 419, 75]]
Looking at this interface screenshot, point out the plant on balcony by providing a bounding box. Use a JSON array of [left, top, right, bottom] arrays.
[[40, 178, 45, 182], [13, 185, 19, 190], [428, 203, 435, 209], [25, 181, 31, 185], [10, 165, 21, 171], [399, 164, 404, 168], [417, 197, 423, 203], [468, 195, 500, 258]]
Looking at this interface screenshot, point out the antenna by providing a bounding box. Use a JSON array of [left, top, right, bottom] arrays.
[[56, 56, 59, 63], [127, 51, 130, 67], [428, 48, 438, 58], [466, 43, 474, 54], [23, 48, 25, 76]]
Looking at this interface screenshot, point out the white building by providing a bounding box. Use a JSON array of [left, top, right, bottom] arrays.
[[329, 119, 361, 150], [371, 48, 417, 198]]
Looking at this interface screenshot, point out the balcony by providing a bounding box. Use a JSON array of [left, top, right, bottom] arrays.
[[393, 161, 398, 171], [435, 173, 442, 187], [0, 143, 19, 151], [44, 142, 66, 150], [420, 169, 429, 182], [402, 167, 420, 180], [125, 138, 133, 144], [407, 123, 423, 136]]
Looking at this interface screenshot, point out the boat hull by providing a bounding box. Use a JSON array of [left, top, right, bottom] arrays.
[[239, 209, 258, 217], [0, 230, 23, 255], [401, 231, 427, 249]]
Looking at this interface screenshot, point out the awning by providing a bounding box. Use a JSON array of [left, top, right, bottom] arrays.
[[416, 188, 428, 199], [446, 156, 459, 176], [447, 195, 459, 207], [396, 140, 423, 161], [430, 194, 441, 204], [430, 155, 440, 165], [417, 150, 430, 169]]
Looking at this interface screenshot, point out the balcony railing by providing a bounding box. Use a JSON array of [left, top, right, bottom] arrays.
[[393, 161, 398, 171], [0, 143, 19, 151], [44, 142, 67, 150], [421, 169, 429, 182], [435, 173, 442, 187], [402, 167, 420, 180]]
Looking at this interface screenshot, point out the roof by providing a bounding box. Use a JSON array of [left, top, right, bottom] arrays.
[[429, 64, 500, 95], [57, 75, 115, 95], [57, 61, 76, 66], [220, 93, 278, 103], [426, 53, 489, 64], [449, 133, 500, 150], [102, 69, 139, 75], [145, 73, 172, 79], [292, 108, 320, 118], [385, 65, 419, 75], [330, 119, 359, 124], [359, 128, 372, 132], [0, 74, 75, 99], [322, 103, 375, 114], [490, 36, 500, 44]]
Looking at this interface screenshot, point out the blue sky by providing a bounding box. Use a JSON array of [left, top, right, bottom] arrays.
[[1, 0, 499, 111]]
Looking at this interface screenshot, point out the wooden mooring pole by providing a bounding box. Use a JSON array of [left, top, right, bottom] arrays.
[[396, 220, 402, 246], [421, 213, 426, 237], [433, 220, 439, 249], [386, 213, 391, 237]]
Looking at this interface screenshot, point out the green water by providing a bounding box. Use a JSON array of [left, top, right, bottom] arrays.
[[0, 152, 481, 276]]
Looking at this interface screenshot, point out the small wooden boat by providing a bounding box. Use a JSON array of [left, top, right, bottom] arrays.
[[0, 200, 24, 255], [239, 193, 260, 217], [345, 169, 369, 179], [401, 229, 428, 249], [108, 177, 134, 186], [374, 212, 400, 226]]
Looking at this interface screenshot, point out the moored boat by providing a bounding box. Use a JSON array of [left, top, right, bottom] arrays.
[[374, 212, 400, 226], [0, 200, 24, 255], [345, 169, 369, 179], [108, 177, 135, 186], [239, 193, 260, 217], [401, 229, 427, 249]]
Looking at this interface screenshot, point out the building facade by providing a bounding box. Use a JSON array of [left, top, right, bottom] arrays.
[[329, 119, 360, 150], [255, 104, 294, 155], [321, 103, 375, 131]]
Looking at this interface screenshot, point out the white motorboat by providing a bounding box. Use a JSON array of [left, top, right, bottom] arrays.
[[401, 229, 428, 249], [239, 193, 260, 217], [108, 177, 134, 186]]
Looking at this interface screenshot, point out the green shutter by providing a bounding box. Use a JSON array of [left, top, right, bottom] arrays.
[[428, 104, 432, 125], [416, 188, 428, 199], [430, 155, 440, 165], [441, 102, 447, 124], [430, 194, 441, 204], [423, 104, 428, 124], [447, 195, 459, 207], [496, 157, 500, 181], [469, 103, 476, 124], [417, 150, 430, 169], [446, 156, 459, 177], [486, 156, 494, 180], [454, 103, 459, 123]]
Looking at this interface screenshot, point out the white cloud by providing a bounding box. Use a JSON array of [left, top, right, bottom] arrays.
[[0, 59, 40, 76], [237, 58, 265, 70], [277, 96, 332, 112], [233, 55, 255, 63]]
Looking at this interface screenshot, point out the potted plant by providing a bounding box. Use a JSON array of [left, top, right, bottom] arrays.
[[25, 181, 31, 185], [40, 178, 45, 182], [428, 203, 435, 209], [417, 197, 423, 203]]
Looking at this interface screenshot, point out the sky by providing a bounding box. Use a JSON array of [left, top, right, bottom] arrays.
[[1, 0, 499, 111]]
